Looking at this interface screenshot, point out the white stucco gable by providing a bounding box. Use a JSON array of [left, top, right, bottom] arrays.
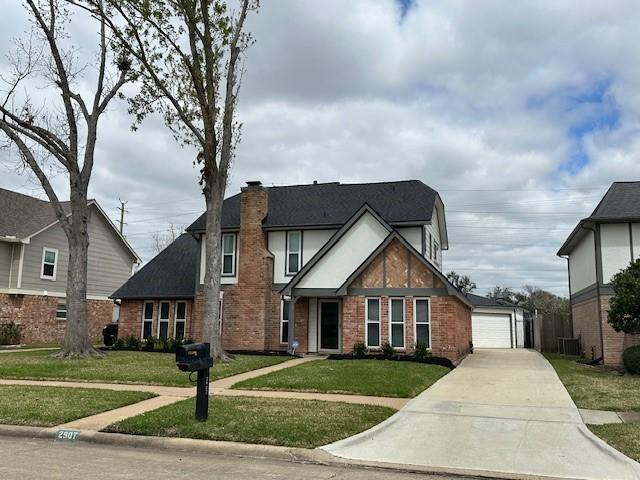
[[296, 210, 390, 289]]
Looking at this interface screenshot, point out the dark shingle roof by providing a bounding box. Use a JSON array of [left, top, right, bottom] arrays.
[[558, 182, 640, 255], [186, 180, 438, 232], [467, 293, 516, 308], [0, 187, 71, 239], [110, 234, 198, 299], [589, 182, 640, 220]]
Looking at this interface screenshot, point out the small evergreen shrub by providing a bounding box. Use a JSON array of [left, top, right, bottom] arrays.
[[414, 342, 431, 361], [113, 337, 126, 350], [352, 341, 367, 358], [623, 346, 640, 375], [381, 342, 394, 359], [144, 336, 158, 351], [0, 322, 21, 345]]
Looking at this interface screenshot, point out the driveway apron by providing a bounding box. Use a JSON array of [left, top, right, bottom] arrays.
[[323, 349, 640, 480]]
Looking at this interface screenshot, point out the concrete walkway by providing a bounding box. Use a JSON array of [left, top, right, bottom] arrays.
[[324, 349, 640, 480]]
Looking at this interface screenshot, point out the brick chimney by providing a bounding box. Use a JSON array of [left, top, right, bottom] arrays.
[[233, 181, 273, 350]]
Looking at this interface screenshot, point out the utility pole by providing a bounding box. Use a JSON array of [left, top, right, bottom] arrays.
[[117, 198, 128, 234]]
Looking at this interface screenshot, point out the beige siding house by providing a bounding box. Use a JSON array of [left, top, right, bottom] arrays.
[[0, 188, 139, 344]]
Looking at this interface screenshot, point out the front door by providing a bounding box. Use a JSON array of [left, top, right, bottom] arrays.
[[319, 300, 340, 351]]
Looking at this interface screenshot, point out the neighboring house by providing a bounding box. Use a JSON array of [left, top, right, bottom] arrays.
[[0, 188, 140, 344], [113, 180, 473, 364], [467, 293, 525, 349], [558, 181, 640, 365]]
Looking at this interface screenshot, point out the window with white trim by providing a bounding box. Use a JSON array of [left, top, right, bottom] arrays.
[[286, 231, 301, 275], [174, 301, 186, 339], [221, 233, 236, 276], [389, 298, 405, 348], [41, 247, 58, 280], [219, 291, 224, 335], [158, 301, 170, 339], [142, 301, 153, 339], [280, 299, 290, 344], [56, 300, 67, 320], [365, 298, 380, 347], [414, 298, 431, 348]]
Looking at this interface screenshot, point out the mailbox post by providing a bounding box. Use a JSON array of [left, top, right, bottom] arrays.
[[176, 343, 214, 421]]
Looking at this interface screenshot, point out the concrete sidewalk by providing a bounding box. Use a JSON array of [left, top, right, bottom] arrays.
[[324, 349, 640, 480]]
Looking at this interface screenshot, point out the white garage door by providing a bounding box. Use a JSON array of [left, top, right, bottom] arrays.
[[472, 313, 513, 348]]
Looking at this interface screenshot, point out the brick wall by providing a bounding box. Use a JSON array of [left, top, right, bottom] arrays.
[[572, 296, 602, 360], [600, 295, 640, 366], [0, 293, 113, 344], [341, 293, 471, 364]]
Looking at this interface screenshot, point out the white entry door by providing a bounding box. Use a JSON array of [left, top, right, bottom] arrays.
[[472, 313, 513, 348]]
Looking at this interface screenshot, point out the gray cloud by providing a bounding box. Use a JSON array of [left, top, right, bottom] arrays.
[[2, 0, 640, 296]]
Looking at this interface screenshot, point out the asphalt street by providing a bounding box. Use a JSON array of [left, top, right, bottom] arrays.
[[0, 436, 480, 480]]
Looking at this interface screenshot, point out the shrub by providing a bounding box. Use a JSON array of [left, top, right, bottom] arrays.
[[144, 336, 158, 351], [113, 337, 126, 350], [414, 342, 431, 361], [623, 346, 640, 375], [608, 259, 640, 334], [381, 342, 394, 359], [352, 341, 367, 358], [122, 334, 141, 350], [0, 322, 21, 345]]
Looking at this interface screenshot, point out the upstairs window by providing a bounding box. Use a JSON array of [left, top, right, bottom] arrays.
[[286, 231, 301, 275], [41, 248, 58, 280], [221, 233, 236, 276]]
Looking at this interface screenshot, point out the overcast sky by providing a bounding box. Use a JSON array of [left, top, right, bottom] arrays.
[[2, 0, 640, 297]]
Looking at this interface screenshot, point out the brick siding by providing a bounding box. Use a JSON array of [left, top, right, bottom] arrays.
[[0, 293, 113, 344]]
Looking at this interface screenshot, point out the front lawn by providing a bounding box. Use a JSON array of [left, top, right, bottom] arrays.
[[0, 385, 154, 427], [589, 424, 640, 462], [104, 395, 395, 448], [0, 351, 291, 387], [232, 359, 449, 398], [544, 354, 640, 412]]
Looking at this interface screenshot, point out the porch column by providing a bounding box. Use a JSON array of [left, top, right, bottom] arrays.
[[287, 296, 298, 354]]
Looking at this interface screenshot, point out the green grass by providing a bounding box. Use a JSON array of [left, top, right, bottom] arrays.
[[0, 385, 155, 427], [589, 424, 640, 462], [544, 354, 640, 412], [104, 395, 395, 448], [0, 351, 291, 387], [232, 359, 449, 398]]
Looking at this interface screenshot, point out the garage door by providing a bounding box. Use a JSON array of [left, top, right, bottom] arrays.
[[472, 313, 512, 348]]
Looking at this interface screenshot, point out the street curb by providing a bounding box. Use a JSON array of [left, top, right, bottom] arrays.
[[0, 424, 594, 480]]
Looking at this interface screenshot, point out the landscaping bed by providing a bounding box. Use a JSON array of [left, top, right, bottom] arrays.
[[104, 395, 395, 448], [0, 351, 291, 387], [544, 354, 640, 411], [232, 359, 449, 397], [589, 424, 640, 462], [0, 385, 155, 427]]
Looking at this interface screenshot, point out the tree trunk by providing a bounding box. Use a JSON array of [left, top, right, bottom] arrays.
[[202, 173, 228, 361], [54, 196, 102, 358]]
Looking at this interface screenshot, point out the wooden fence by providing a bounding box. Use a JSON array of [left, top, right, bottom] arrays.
[[536, 313, 573, 353]]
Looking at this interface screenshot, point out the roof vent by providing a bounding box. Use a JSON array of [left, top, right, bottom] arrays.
[[313, 180, 318, 185], [246, 181, 262, 187]]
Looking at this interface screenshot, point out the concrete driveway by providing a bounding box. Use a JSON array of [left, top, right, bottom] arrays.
[[323, 349, 640, 480]]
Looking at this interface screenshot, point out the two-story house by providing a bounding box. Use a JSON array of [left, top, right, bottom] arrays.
[[113, 180, 473, 363], [558, 182, 640, 365], [0, 188, 140, 344]]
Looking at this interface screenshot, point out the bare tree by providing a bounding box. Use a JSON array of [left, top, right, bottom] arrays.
[[79, 0, 259, 360], [151, 223, 184, 254], [0, 0, 133, 357]]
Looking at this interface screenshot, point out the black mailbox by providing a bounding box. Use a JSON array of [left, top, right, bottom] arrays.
[[175, 343, 213, 421], [176, 343, 214, 372]]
